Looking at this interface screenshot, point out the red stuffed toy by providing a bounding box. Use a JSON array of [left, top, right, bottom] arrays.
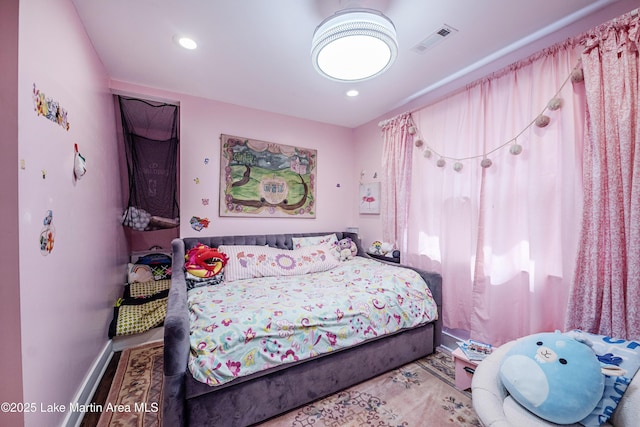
[[185, 244, 228, 278]]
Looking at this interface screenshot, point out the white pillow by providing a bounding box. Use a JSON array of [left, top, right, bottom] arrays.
[[220, 243, 340, 282], [292, 233, 340, 260], [292, 233, 338, 249]]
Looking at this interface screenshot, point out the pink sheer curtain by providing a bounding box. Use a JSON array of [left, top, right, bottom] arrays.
[[399, 43, 586, 345], [565, 12, 640, 340], [380, 113, 413, 248]]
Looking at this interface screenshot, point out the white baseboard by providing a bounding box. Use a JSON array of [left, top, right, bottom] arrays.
[[62, 329, 164, 426], [63, 341, 113, 427], [441, 330, 470, 353]]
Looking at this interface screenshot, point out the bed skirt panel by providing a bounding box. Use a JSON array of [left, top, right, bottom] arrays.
[[186, 323, 434, 426]]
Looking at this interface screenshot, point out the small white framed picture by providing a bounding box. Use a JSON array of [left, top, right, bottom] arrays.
[[359, 182, 380, 214]]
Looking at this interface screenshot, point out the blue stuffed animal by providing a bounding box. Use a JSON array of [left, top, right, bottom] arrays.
[[499, 331, 605, 424]]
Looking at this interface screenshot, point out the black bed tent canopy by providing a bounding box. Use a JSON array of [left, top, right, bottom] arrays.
[[119, 96, 179, 231]]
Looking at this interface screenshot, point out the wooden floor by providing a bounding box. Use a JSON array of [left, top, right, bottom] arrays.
[[79, 351, 121, 427]]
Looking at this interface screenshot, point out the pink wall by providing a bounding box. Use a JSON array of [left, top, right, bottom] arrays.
[[16, 1, 128, 426], [0, 1, 24, 426], [352, 122, 385, 249], [110, 80, 360, 241]]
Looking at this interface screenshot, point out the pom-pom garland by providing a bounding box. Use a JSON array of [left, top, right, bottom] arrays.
[[571, 67, 584, 83], [535, 115, 550, 127], [398, 60, 583, 172], [547, 97, 562, 111]]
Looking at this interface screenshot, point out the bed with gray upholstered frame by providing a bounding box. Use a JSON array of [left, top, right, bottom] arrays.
[[163, 231, 442, 426]]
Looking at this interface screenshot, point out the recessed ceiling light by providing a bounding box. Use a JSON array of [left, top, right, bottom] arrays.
[[177, 37, 197, 50], [346, 90, 359, 97]]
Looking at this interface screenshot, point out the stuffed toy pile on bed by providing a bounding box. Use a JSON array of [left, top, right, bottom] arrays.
[[336, 237, 357, 261], [499, 330, 640, 426]]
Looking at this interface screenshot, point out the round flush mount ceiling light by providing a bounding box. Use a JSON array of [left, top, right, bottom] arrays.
[[311, 8, 398, 82], [177, 36, 197, 50]]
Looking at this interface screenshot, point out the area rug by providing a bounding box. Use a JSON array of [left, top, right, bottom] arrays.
[[258, 349, 481, 427], [97, 341, 163, 427], [98, 344, 479, 427]]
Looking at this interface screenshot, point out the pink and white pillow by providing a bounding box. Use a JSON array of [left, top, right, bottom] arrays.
[[220, 243, 340, 282], [292, 233, 340, 260], [292, 233, 338, 249]]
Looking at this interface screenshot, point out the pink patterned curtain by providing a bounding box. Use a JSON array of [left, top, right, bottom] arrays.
[[380, 113, 413, 250], [565, 12, 640, 340]]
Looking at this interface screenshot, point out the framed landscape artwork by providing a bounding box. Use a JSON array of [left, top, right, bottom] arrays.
[[359, 182, 380, 214], [220, 134, 317, 218]]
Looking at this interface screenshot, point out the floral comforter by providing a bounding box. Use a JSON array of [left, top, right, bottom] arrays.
[[187, 257, 438, 386]]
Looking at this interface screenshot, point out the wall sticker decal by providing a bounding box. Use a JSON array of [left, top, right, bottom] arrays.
[[32, 84, 70, 131], [73, 143, 87, 180], [40, 210, 55, 255], [190, 216, 210, 231]]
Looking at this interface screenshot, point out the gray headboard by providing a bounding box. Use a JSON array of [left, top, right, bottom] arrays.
[[179, 231, 365, 255]]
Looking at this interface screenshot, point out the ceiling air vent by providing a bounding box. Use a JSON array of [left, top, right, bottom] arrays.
[[411, 24, 458, 54]]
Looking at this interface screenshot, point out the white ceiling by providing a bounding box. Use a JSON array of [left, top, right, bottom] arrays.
[[71, 0, 624, 128]]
